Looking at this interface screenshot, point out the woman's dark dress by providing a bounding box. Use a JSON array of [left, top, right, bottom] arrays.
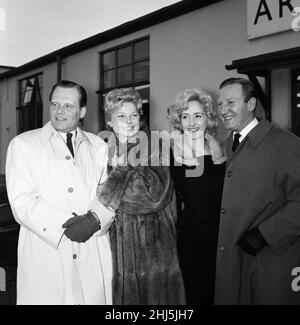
[[170, 154, 225, 305]]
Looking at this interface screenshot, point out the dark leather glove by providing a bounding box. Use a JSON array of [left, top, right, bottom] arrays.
[[238, 227, 268, 256], [62, 211, 101, 243]]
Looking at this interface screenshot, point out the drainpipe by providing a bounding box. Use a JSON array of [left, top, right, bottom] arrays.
[[57, 55, 62, 83]]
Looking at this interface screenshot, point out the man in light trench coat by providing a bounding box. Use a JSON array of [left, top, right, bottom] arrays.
[[6, 80, 114, 305], [215, 77, 300, 305]]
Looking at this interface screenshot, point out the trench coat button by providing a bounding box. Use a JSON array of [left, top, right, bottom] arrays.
[[65, 155, 71, 160], [73, 254, 77, 260], [221, 208, 226, 214], [227, 171, 232, 177], [43, 228, 47, 232], [68, 187, 74, 193], [219, 245, 226, 251]]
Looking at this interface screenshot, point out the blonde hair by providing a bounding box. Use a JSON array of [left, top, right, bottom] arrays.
[[167, 88, 218, 135]]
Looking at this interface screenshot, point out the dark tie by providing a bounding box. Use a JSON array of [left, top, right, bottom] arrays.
[[66, 133, 74, 157], [232, 133, 241, 152]]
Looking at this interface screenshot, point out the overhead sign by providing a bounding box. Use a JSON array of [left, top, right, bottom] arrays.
[[248, 0, 300, 39]]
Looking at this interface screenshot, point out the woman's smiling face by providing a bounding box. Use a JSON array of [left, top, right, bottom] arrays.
[[181, 100, 207, 138], [110, 102, 140, 141]]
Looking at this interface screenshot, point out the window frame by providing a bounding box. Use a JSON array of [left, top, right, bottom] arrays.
[[98, 37, 150, 130], [292, 68, 300, 136], [99, 36, 150, 92], [17, 72, 43, 134]]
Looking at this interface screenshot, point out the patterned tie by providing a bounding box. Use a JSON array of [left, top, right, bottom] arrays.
[[66, 133, 74, 157], [232, 133, 241, 152]]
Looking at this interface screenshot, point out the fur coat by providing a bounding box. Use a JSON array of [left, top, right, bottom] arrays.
[[98, 130, 186, 305]]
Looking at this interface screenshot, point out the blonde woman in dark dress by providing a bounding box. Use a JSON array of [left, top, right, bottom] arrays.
[[168, 88, 226, 305]]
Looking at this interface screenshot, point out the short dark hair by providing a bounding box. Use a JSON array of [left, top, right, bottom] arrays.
[[49, 80, 87, 108], [220, 77, 257, 102]]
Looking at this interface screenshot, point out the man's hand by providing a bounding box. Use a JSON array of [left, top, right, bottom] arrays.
[[238, 227, 268, 256], [62, 211, 101, 243]]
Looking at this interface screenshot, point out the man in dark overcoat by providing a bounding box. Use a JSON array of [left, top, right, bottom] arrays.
[[215, 77, 300, 305]]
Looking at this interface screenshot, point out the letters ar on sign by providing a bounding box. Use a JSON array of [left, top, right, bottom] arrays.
[[248, 0, 300, 39]]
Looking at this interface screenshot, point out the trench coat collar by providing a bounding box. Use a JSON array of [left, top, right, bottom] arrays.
[[40, 121, 92, 147]]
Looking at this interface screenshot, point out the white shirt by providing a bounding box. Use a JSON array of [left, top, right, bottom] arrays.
[[58, 129, 77, 146], [234, 118, 259, 143]]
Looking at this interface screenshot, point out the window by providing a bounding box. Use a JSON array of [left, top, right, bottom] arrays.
[[292, 69, 300, 137], [18, 73, 43, 133], [99, 38, 150, 130]]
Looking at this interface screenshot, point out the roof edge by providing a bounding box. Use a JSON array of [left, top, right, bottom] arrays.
[[226, 46, 300, 74], [0, 0, 224, 81], [0, 65, 15, 69]]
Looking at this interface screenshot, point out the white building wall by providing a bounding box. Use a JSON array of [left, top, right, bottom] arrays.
[[60, 31, 153, 134], [43, 62, 60, 123], [1, 0, 300, 172], [61, 50, 100, 133], [149, 0, 299, 130]]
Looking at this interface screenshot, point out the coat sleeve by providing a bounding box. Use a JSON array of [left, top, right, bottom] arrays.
[[90, 143, 115, 236], [98, 165, 173, 215], [5, 137, 72, 249], [169, 150, 184, 221], [259, 133, 300, 254]]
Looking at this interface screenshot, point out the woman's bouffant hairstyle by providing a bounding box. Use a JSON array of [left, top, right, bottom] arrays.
[[104, 88, 143, 128], [167, 88, 218, 135]]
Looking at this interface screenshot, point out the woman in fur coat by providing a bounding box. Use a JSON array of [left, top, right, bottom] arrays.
[[97, 88, 186, 305]]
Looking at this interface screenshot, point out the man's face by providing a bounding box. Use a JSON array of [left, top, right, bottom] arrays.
[[217, 84, 255, 132], [49, 86, 86, 133]]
